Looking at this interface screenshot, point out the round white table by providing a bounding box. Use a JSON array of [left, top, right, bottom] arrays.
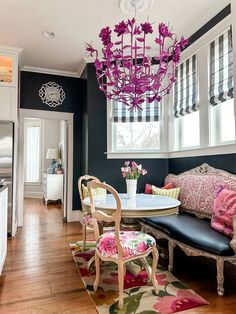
[[83, 193, 180, 271], [82, 193, 180, 230]]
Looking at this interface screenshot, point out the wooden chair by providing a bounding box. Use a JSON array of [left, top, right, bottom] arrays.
[[87, 181, 159, 309], [78, 175, 102, 252]]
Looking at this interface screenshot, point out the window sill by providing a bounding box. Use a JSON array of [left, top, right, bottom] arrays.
[[169, 143, 236, 158], [105, 151, 169, 159], [106, 142, 236, 159]]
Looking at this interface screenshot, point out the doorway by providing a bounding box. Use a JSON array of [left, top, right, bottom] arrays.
[[18, 109, 74, 227]]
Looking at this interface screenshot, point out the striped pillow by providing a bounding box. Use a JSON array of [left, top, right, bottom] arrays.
[[152, 186, 180, 199], [82, 184, 106, 198]]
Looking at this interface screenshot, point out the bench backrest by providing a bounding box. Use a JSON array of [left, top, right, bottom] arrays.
[[165, 163, 236, 219]]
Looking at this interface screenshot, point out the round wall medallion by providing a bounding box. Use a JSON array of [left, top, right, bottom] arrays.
[[39, 82, 65, 108], [120, 0, 153, 15]]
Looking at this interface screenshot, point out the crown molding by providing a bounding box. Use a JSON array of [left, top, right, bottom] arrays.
[[76, 58, 87, 77], [21, 65, 80, 78], [0, 45, 23, 55]]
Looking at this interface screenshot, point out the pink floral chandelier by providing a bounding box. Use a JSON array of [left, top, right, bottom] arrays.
[[86, 4, 188, 110]]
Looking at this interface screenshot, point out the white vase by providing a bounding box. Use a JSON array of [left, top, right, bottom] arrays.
[[126, 179, 137, 199]]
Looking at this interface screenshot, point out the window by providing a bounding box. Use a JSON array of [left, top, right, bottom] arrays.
[[210, 98, 235, 145], [173, 54, 200, 150], [24, 120, 41, 183], [111, 99, 162, 152], [209, 27, 235, 145]]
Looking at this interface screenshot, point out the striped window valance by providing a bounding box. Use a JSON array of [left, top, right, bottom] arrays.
[[174, 54, 198, 118], [209, 27, 233, 106], [113, 99, 160, 123]]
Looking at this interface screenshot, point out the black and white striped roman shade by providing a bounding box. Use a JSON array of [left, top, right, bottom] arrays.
[[209, 27, 233, 106], [174, 54, 198, 118], [113, 99, 160, 123]]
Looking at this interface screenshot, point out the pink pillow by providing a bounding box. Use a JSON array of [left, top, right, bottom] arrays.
[[145, 183, 152, 194], [211, 188, 236, 237], [144, 182, 175, 194]]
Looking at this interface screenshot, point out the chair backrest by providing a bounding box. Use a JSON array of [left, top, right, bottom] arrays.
[[78, 175, 101, 202], [78, 175, 101, 213], [87, 181, 123, 259]]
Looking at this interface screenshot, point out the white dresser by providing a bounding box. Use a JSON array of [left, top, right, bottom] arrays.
[[43, 174, 63, 205]]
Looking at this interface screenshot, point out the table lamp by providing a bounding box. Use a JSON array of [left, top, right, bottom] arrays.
[[46, 148, 58, 174]]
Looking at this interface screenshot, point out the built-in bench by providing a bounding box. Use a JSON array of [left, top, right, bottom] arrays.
[[140, 163, 236, 296]]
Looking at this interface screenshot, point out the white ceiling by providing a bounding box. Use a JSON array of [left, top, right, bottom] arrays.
[[0, 0, 230, 76]]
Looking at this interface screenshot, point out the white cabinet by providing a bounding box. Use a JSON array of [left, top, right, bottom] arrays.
[[0, 48, 21, 122], [0, 86, 17, 121], [43, 174, 63, 205], [0, 187, 8, 275]]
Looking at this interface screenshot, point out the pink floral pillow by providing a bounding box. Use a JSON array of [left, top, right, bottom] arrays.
[[165, 174, 236, 216], [211, 188, 236, 237]]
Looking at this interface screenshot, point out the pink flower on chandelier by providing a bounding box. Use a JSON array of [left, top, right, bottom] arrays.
[[86, 19, 188, 110]]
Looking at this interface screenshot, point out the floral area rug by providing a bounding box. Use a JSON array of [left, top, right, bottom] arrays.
[[69, 241, 208, 314]]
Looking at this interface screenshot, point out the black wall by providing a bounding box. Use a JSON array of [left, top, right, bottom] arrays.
[[20, 71, 82, 209]]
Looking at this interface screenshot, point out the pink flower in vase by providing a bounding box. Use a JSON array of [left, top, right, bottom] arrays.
[[124, 161, 130, 166], [132, 161, 138, 168], [142, 169, 147, 175]]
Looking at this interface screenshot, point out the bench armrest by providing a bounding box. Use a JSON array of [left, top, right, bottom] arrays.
[[230, 214, 236, 253]]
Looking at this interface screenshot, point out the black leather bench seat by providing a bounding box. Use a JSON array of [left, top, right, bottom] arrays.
[[141, 213, 234, 256]]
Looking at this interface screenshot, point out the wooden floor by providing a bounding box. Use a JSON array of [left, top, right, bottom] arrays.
[[0, 198, 236, 313]]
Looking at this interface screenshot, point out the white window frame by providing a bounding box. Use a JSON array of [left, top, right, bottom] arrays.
[[106, 98, 168, 159], [210, 99, 236, 146], [24, 119, 42, 185], [169, 14, 236, 158]]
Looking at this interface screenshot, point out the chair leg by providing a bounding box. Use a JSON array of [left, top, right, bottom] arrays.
[[82, 224, 86, 252], [141, 257, 152, 282], [168, 241, 175, 272], [216, 257, 225, 296], [118, 261, 124, 309], [151, 246, 159, 294], [99, 225, 103, 236], [94, 252, 100, 292]]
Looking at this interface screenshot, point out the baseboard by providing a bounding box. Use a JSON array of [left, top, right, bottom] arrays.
[[67, 209, 82, 223], [0, 249, 7, 275], [24, 191, 43, 199]]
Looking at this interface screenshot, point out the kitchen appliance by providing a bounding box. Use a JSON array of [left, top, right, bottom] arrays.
[[0, 122, 14, 236]]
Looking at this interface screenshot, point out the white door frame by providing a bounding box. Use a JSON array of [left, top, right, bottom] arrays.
[[18, 108, 77, 227]]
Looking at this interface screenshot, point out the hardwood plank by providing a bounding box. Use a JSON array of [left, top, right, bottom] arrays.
[[0, 198, 236, 313]]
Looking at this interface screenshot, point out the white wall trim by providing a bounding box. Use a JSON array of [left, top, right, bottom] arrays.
[[169, 144, 236, 159], [0, 45, 23, 55], [18, 109, 74, 226], [68, 208, 83, 223], [106, 152, 169, 159], [21, 66, 80, 78], [24, 191, 43, 199]]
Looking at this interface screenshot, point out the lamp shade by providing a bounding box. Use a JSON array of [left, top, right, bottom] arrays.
[[46, 148, 58, 160]]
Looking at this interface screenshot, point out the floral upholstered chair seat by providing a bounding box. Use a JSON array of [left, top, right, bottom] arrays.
[[82, 213, 93, 225], [97, 231, 156, 259]]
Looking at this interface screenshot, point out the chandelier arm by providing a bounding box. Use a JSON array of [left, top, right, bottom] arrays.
[[88, 18, 188, 110]]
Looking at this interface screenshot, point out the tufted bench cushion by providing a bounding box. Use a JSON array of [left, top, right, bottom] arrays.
[[141, 213, 234, 256]]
